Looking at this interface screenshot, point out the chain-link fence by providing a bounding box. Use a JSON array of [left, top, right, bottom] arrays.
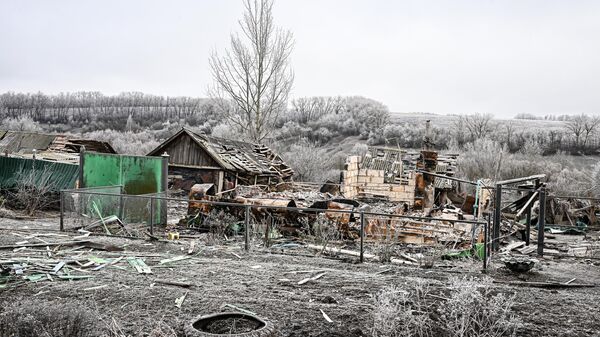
[[60, 187, 490, 268]]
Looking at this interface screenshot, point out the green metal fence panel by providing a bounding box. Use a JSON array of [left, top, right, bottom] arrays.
[[81, 152, 165, 195], [81, 152, 122, 188], [120, 155, 163, 195], [0, 157, 78, 191]]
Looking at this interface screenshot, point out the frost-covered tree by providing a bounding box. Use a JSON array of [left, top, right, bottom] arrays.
[[209, 0, 294, 142]]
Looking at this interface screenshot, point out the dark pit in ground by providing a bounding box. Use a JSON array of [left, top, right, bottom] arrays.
[[193, 313, 265, 334]]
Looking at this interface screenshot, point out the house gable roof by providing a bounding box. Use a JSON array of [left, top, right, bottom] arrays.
[[148, 128, 294, 178]]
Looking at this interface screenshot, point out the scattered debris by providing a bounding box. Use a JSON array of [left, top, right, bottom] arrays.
[[320, 309, 333, 323], [502, 256, 538, 273], [175, 291, 188, 308], [298, 272, 326, 285]]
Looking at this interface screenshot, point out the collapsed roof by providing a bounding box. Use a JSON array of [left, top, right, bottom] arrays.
[[148, 128, 294, 180], [0, 130, 116, 162]]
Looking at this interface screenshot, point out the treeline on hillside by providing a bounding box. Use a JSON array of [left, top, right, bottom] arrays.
[[0, 91, 222, 133], [283, 97, 600, 155], [1, 91, 599, 193], [1, 91, 599, 156]]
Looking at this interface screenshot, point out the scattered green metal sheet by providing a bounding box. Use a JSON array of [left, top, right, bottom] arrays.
[[25, 274, 47, 282], [0, 157, 78, 191], [474, 243, 485, 260], [442, 249, 472, 260]]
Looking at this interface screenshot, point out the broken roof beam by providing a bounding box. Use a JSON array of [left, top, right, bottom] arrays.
[[496, 174, 546, 186], [515, 191, 539, 218], [416, 170, 477, 185]]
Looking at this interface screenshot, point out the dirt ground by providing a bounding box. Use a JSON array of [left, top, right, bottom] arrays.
[[1, 216, 600, 337]]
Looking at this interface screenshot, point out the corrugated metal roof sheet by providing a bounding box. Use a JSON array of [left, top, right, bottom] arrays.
[[0, 130, 116, 156], [0, 156, 78, 191], [0, 131, 56, 154], [15, 151, 79, 164]]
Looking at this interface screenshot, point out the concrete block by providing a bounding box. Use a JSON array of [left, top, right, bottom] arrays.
[[391, 185, 406, 192], [370, 177, 384, 184]]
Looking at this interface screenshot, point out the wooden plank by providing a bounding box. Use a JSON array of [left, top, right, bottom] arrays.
[[0, 240, 90, 250]]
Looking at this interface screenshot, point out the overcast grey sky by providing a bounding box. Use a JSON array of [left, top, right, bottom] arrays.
[[1, 0, 599, 117]]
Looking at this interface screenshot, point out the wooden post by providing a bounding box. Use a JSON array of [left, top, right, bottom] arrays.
[[525, 191, 532, 246], [360, 211, 365, 263], [537, 188, 546, 257], [245, 205, 250, 251]]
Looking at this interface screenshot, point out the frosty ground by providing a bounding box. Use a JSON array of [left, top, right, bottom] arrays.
[[0, 217, 599, 337]]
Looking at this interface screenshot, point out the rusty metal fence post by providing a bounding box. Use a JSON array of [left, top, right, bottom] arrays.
[[149, 197, 154, 235], [493, 184, 502, 251], [483, 215, 490, 270], [118, 185, 124, 221], [360, 211, 365, 263], [537, 188, 546, 256], [59, 191, 64, 231], [244, 205, 250, 251]]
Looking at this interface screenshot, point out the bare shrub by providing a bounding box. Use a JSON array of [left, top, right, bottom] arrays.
[[519, 137, 544, 156], [146, 321, 178, 337], [83, 129, 160, 155], [369, 220, 399, 263], [202, 209, 240, 244], [370, 276, 521, 337], [0, 300, 102, 337], [10, 164, 58, 215], [371, 282, 433, 337], [458, 138, 506, 182], [438, 276, 521, 337], [282, 140, 341, 182], [0, 115, 42, 131], [104, 318, 129, 337], [0, 196, 17, 219], [311, 214, 343, 253], [417, 246, 445, 269]]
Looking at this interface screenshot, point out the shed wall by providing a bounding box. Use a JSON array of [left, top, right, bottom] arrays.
[[162, 134, 220, 168]]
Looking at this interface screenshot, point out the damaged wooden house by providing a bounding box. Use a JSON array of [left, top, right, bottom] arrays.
[[340, 146, 459, 209], [147, 128, 294, 193], [0, 130, 116, 163]]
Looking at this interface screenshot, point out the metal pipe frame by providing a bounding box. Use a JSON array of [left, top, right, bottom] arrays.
[[59, 189, 487, 225], [493, 184, 502, 251], [59, 188, 489, 268]]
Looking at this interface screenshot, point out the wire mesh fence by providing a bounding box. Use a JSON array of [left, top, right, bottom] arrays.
[[60, 187, 490, 268]]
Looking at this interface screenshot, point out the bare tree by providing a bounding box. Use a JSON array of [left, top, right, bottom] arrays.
[[503, 121, 515, 149], [583, 115, 600, 147], [289, 96, 344, 124], [460, 113, 494, 140], [209, 0, 294, 142], [565, 114, 587, 146]]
